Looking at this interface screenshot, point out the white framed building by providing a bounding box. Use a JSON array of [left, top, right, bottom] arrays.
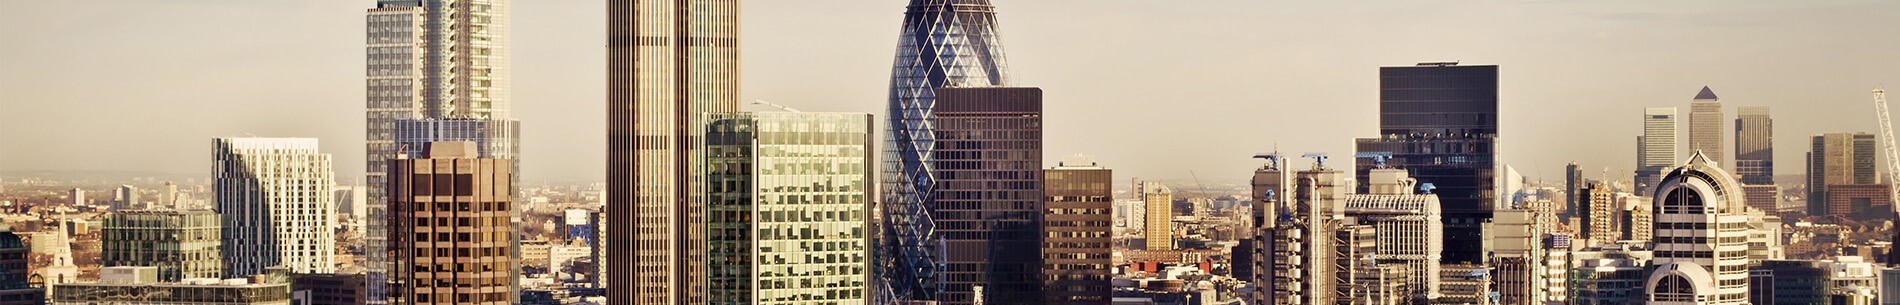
[[214, 138, 335, 276]]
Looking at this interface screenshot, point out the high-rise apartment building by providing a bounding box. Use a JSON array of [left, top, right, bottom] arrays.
[[1808, 133, 1879, 216], [386, 142, 515, 305], [1736, 106, 1773, 184], [101, 210, 223, 282], [214, 138, 335, 276], [1689, 87, 1725, 166], [367, 2, 519, 303], [1579, 182, 1618, 247], [1354, 62, 1497, 264], [702, 112, 874, 305], [1566, 162, 1584, 217], [1143, 182, 1174, 251], [1645, 152, 1751, 304], [604, 0, 739, 303], [879, 1, 1016, 303], [1041, 155, 1112, 305], [1639, 107, 1680, 196]]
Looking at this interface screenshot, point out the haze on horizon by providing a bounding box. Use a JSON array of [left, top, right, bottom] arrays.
[[2, 0, 1896, 185]]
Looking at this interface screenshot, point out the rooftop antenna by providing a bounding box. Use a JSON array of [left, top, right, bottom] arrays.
[[1302, 152, 1330, 169], [750, 99, 801, 112]]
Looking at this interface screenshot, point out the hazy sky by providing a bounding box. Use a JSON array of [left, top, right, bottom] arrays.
[[3, 0, 1896, 185]]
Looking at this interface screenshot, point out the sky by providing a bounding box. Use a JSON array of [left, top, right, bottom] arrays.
[[2, 0, 1897, 185]]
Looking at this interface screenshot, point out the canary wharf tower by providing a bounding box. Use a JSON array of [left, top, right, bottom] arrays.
[[879, 0, 1014, 303]]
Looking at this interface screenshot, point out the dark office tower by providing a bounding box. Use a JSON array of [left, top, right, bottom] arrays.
[[925, 87, 1043, 305], [367, 1, 518, 303], [1566, 162, 1583, 217], [1736, 107, 1774, 185], [704, 112, 874, 305], [880, 0, 1014, 303], [387, 142, 515, 305], [1354, 62, 1497, 264], [1808, 133, 1879, 216], [1689, 87, 1726, 166], [1041, 156, 1112, 305], [0, 227, 44, 305], [604, 0, 739, 304]]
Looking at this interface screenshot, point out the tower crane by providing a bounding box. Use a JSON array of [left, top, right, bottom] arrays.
[[750, 99, 801, 112], [1874, 88, 1898, 211]]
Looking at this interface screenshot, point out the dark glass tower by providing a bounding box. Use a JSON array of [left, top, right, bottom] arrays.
[[879, 0, 1014, 303], [1354, 63, 1498, 264], [930, 87, 1044, 305]]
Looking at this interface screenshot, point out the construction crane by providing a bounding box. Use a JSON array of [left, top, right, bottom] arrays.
[[1874, 87, 1898, 210], [750, 99, 801, 112]]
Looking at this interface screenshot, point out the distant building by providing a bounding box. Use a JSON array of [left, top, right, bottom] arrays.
[[101, 210, 223, 282], [1570, 256, 1648, 305], [1579, 181, 1619, 246], [1645, 152, 1750, 304], [1246, 155, 1285, 303], [1566, 162, 1584, 217], [1689, 87, 1725, 165], [214, 137, 335, 276], [1637, 107, 1680, 196], [385, 142, 516, 305], [115, 185, 139, 211], [1750, 260, 1831, 305], [51, 267, 291, 305], [1143, 182, 1174, 251], [0, 226, 44, 305], [1743, 185, 1782, 217], [1808, 133, 1878, 216], [69, 188, 84, 207], [703, 112, 873, 304], [1824, 184, 1892, 219], [1735, 106, 1774, 184], [292, 273, 367, 305], [1042, 155, 1113, 305], [1355, 63, 1499, 265]]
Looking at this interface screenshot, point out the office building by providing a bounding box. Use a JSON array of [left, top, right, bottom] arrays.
[[1273, 165, 1349, 305], [1494, 202, 1558, 304], [1143, 182, 1174, 251], [101, 210, 223, 282], [1743, 185, 1782, 217], [367, 1, 519, 302], [0, 226, 43, 305], [386, 142, 515, 305], [905, 87, 1045, 304], [1749, 260, 1832, 305], [1736, 106, 1773, 184], [604, 0, 739, 303], [1638, 107, 1680, 196], [564, 209, 593, 245], [214, 137, 335, 276], [1342, 167, 1444, 301], [51, 268, 291, 305], [1618, 192, 1654, 243], [1570, 256, 1650, 305], [1246, 155, 1285, 303], [1689, 87, 1725, 165], [1566, 162, 1584, 217], [1354, 63, 1497, 264], [1825, 184, 1892, 219], [703, 112, 873, 305], [115, 185, 138, 210], [1041, 155, 1113, 305], [1579, 181, 1618, 246], [1809, 133, 1878, 216], [1645, 152, 1751, 304], [293, 273, 368, 305]]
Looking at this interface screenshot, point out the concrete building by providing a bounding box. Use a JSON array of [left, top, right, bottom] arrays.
[[702, 112, 873, 304], [1570, 256, 1649, 305], [1639, 107, 1681, 196], [1689, 87, 1725, 166], [603, 0, 739, 303], [1579, 181, 1619, 246], [101, 210, 223, 282], [1824, 184, 1892, 219], [385, 142, 515, 305], [1246, 155, 1285, 304], [51, 267, 291, 305], [215, 138, 334, 277], [1042, 155, 1113, 305], [1735, 106, 1773, 185], [1742, 185, 1782, 217], [1342, 168, 1443, 301], [1144, 182, 1174, 251], [1644, 152, 1751, 304], [1354, 63, 1500, 265], [1272, 164, 1349, 305], [69, 188, 84, 207], [1808, 132, 1878, 216], [292, 273, 367, 305]]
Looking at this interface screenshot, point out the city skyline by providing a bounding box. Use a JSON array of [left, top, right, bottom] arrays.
[[3, 1, 1898, 185]]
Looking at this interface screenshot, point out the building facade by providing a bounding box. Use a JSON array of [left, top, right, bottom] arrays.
[[1579, 181, 1619, 246], [385, 142, 515, 305], [0, 227, 43, 305], [918, 87, 1044, 304], [214, 138, 335, 277], [604, 0, 740, 303], [101, 210, 223, 282], [1041, 155, 1113, 305], [1808, 133, 1878, 216], [1142, 182, 1174, 251], [1645, 152, 1751, 304], [51, 276, 291, 305], [1639, 107, 1681, 196], [1343, 168, 1444, 301], [293, 273, 368, 305], [878, 1, 1017, 303], [1735, 106, 1773, 185], [1689, 87, 1725, 165], [1354, 63, 1498, 265], [702, 112, 874, 305]]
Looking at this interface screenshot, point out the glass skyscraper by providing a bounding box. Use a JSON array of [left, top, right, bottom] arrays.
[[704, 112, 874, 305], [879, 1, 1015, 302], [1354, 63, 1498, 264], [1735, 106, 1773, 185], [604, 0, 740, 304]]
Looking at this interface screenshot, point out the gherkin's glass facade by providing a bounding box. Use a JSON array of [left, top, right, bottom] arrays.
[[705, 112, 873, 305], [879, 0, 1013, 302]]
